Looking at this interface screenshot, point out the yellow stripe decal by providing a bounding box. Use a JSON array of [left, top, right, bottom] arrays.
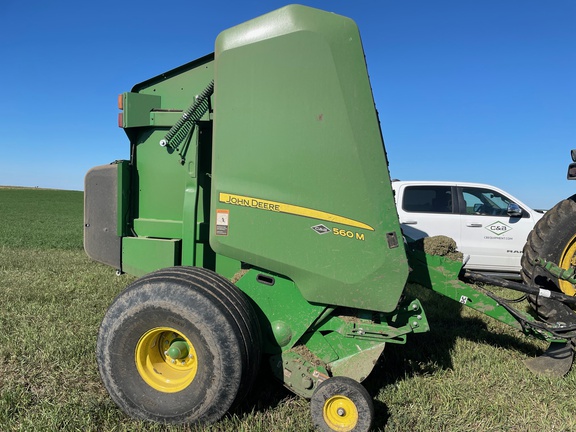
[[219, 192, 374, 231]]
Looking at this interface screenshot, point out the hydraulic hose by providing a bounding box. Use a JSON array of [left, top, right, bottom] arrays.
[[463, 270, 576, 338], [463, 270, 576, 306]]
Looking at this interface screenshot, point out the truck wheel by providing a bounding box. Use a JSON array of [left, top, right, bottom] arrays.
[[96, 266, 261, 424], [310, 376, 374, 432], [522, 195, 576, 321]]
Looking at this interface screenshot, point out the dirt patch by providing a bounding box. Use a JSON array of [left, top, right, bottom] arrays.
[[231, 269, 249, 283], [291, 344, 325, 368], [413, 235, 463, 262]]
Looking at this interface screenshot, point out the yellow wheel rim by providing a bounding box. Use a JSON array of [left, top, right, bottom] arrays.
[[135, 326, 198, 393], [559, 234, 576, 297], [323, 395, 358, 432]]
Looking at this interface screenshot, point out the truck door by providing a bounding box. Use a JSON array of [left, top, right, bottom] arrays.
[[396, 185, 460, 245], [458, 185, 531, 273]]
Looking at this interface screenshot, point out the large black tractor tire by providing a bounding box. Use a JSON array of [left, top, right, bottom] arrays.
[[96, 266, 261, 425], [521, 195, 576, 322]]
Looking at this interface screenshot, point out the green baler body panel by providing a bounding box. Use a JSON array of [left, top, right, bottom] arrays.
[[210, 6, 408, 312], [124, 54, 214, 247], [107, 54, 218, 276], [90, 5, 409, 312]]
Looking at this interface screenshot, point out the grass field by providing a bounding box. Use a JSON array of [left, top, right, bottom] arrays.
[[1, 187, 575, 431]]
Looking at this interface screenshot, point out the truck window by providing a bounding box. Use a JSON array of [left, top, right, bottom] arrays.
[[461, 187, 513, 216], [402, 186, 453, 213]]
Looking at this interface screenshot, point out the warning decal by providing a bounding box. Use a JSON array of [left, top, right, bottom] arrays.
[[216, 209, 229, 236]]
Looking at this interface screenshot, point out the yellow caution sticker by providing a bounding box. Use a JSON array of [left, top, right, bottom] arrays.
[[215, 209, 229, 236]]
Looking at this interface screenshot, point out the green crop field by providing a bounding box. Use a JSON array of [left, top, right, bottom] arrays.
[[1, 187, 575, 431]]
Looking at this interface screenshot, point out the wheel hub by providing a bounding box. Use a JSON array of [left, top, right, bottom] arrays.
[[167, 340, 190, 359], [135, 326, 198, 393], [323, 395, 358, 431]]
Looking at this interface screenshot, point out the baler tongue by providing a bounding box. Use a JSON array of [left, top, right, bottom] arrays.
[[524, 342, 574, 377]]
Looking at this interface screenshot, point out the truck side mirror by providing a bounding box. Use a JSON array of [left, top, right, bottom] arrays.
[[507, 203, 522, 217], [568, 162, 576, 180]]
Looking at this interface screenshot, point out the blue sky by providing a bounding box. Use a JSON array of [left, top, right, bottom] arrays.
[[0, 1, 574, 209]]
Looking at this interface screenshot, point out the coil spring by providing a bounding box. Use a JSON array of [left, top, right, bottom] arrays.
[[160, 80, 214, 149]]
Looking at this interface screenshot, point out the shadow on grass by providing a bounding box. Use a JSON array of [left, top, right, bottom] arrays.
[[373, 399, 391, 430], [364, 287, 550, 430], [229, 366, 293, 418]]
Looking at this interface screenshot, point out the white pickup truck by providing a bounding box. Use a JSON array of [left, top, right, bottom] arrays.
[[392, 180, 545, 278]]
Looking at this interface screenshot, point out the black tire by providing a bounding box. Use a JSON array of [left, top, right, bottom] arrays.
[[96, 266, 261, 424], [522, 195, 576, 322], [310, 376, 374, 432]]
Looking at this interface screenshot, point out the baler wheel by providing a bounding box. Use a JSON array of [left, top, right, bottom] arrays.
[[96, 266, 261, 424], [310, 376, 374, 432]]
